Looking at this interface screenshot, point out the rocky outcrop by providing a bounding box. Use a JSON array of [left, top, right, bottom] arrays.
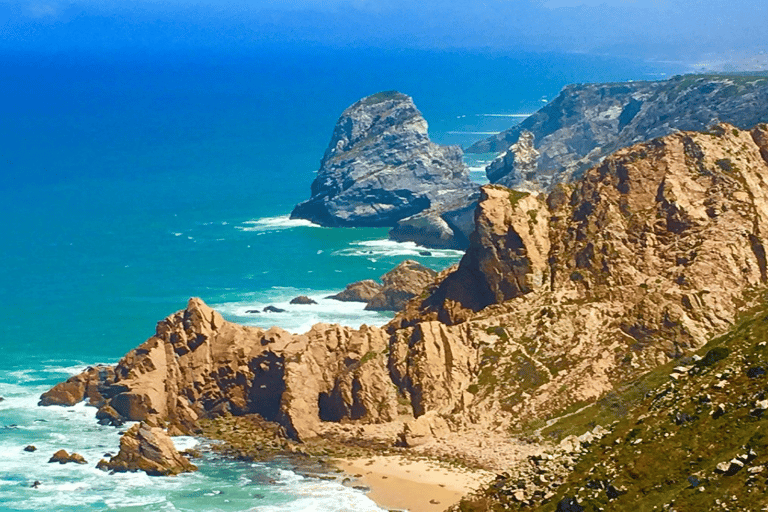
[[389, 191, 480, 250], [41, 298, 401, 441], [327, 280, 382, 302], [365, 260, 437, 311], [38, 365, 116, 407], [49, 450, 87, 464], [97, 423, 197, 476], [469, 75, 768, 191], [290, 91, 476, 248]]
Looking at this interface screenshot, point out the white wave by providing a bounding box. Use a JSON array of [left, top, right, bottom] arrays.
[[236, 215, 321, 233], [447, 131, 501, 135], [212, 292, 392, 334], [335, 239, 464, 259]]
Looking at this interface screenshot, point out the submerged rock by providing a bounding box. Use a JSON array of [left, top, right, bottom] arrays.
[[97, 422, 197, 476]]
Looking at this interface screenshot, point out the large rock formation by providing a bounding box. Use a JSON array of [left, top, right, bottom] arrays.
[[43, 123, 768, 446], [290, 91, 476, 248], [395, 123, 768, 425], [97, 422, 197, 476], [468, 74, 768, 191]]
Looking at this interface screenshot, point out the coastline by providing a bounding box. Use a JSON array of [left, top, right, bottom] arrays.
[[334, 455, 493, 512]]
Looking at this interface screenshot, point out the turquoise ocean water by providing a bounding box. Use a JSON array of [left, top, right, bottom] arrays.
[[0, 47, 682, 510]]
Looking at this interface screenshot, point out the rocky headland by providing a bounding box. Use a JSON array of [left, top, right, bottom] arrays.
[[290, 90, 477, 249], [40, 122, 768, 510], [469, 74, 768, 191]]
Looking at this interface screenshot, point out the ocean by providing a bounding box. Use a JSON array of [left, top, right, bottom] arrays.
[[0, 46, 683, 511]]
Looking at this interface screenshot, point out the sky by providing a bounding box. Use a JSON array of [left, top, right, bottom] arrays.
[[0, 0, 767, 63]]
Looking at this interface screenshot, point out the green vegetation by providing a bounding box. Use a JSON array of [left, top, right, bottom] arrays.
[[360, 90, 405, 105], [509, 189, 530, 208], [460, 295, 768, 511]]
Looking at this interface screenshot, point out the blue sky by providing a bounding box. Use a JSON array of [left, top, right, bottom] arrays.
[[0, 0, 766, 61]]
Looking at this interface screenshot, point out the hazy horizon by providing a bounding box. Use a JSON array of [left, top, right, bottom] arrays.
[[1, 0, 766, 70]]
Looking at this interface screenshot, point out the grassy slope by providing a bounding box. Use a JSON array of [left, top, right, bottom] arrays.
[[458, 296, 768, 511]]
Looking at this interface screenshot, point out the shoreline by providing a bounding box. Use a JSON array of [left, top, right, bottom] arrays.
[[334, 454, 493, 512]]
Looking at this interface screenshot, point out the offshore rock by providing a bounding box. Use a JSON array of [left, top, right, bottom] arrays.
[[97, 422, 196, 476], [365, 260, 438, 311], [48, 449, 87, 464], [469, 75, 768, 190], [290, 91, 475, 248]]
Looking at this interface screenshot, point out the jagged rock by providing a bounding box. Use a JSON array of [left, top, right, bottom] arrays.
[[43, 298, 398, 441], [365, 260, 437, 311], [48, 449, 87, 464], [289, 296, 317, 305], [290, 91, 475, 248], [468, 76, 768, 190], [38, 365, 116, 407], [97, 422, 196, 476], [327, 280, 382, 302], [263, 306, 286, 313], [96, 404, 124, 426]]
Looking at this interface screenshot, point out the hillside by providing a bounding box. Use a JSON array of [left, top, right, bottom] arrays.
[[454, 296, 768, 511]]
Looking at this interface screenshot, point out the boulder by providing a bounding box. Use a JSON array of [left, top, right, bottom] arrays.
[[96, 404, 124, 426], [399, 411, 450, 447], [328, 280, 382, 303], [263, 306, 286, 313], [289, 296, 317, 305], [48, 449, 87, 464], [97, 422, 197, 476], [23, 445, 36, 452], [365, 260, 437, 311]]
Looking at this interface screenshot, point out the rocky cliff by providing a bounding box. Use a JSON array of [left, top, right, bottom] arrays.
[[468, 74, 768, 191], [290, 91, 476, 248], [42, 124, 768, 469], [394, 122, 768, 426]]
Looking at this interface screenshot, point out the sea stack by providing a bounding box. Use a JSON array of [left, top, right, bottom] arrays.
[[290, 91, 474, 229]]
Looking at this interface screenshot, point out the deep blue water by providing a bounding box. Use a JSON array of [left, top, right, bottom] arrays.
[[0, 46, 683, 510]]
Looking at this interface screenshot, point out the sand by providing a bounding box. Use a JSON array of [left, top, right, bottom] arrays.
[[334, 455, 494, 512]]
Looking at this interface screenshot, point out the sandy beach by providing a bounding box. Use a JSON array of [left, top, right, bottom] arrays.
[[334, 455, 494, 512]]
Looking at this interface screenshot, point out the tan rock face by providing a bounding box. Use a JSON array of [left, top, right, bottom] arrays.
[[38, 366, 115, 407], [97, 422, 197, 476], [327, 280, 382, 302], [365, 259, 438, 311], [403, 123, 768, 427]]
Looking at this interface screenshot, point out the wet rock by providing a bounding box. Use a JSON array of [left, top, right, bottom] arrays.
[[23, 445, 36, 452], [97, 422, 197, 476], [48, 449, 87, 464], [289, 296, 317, 305], [96, 405, 125, 426], [263, 306, 286, 313]]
